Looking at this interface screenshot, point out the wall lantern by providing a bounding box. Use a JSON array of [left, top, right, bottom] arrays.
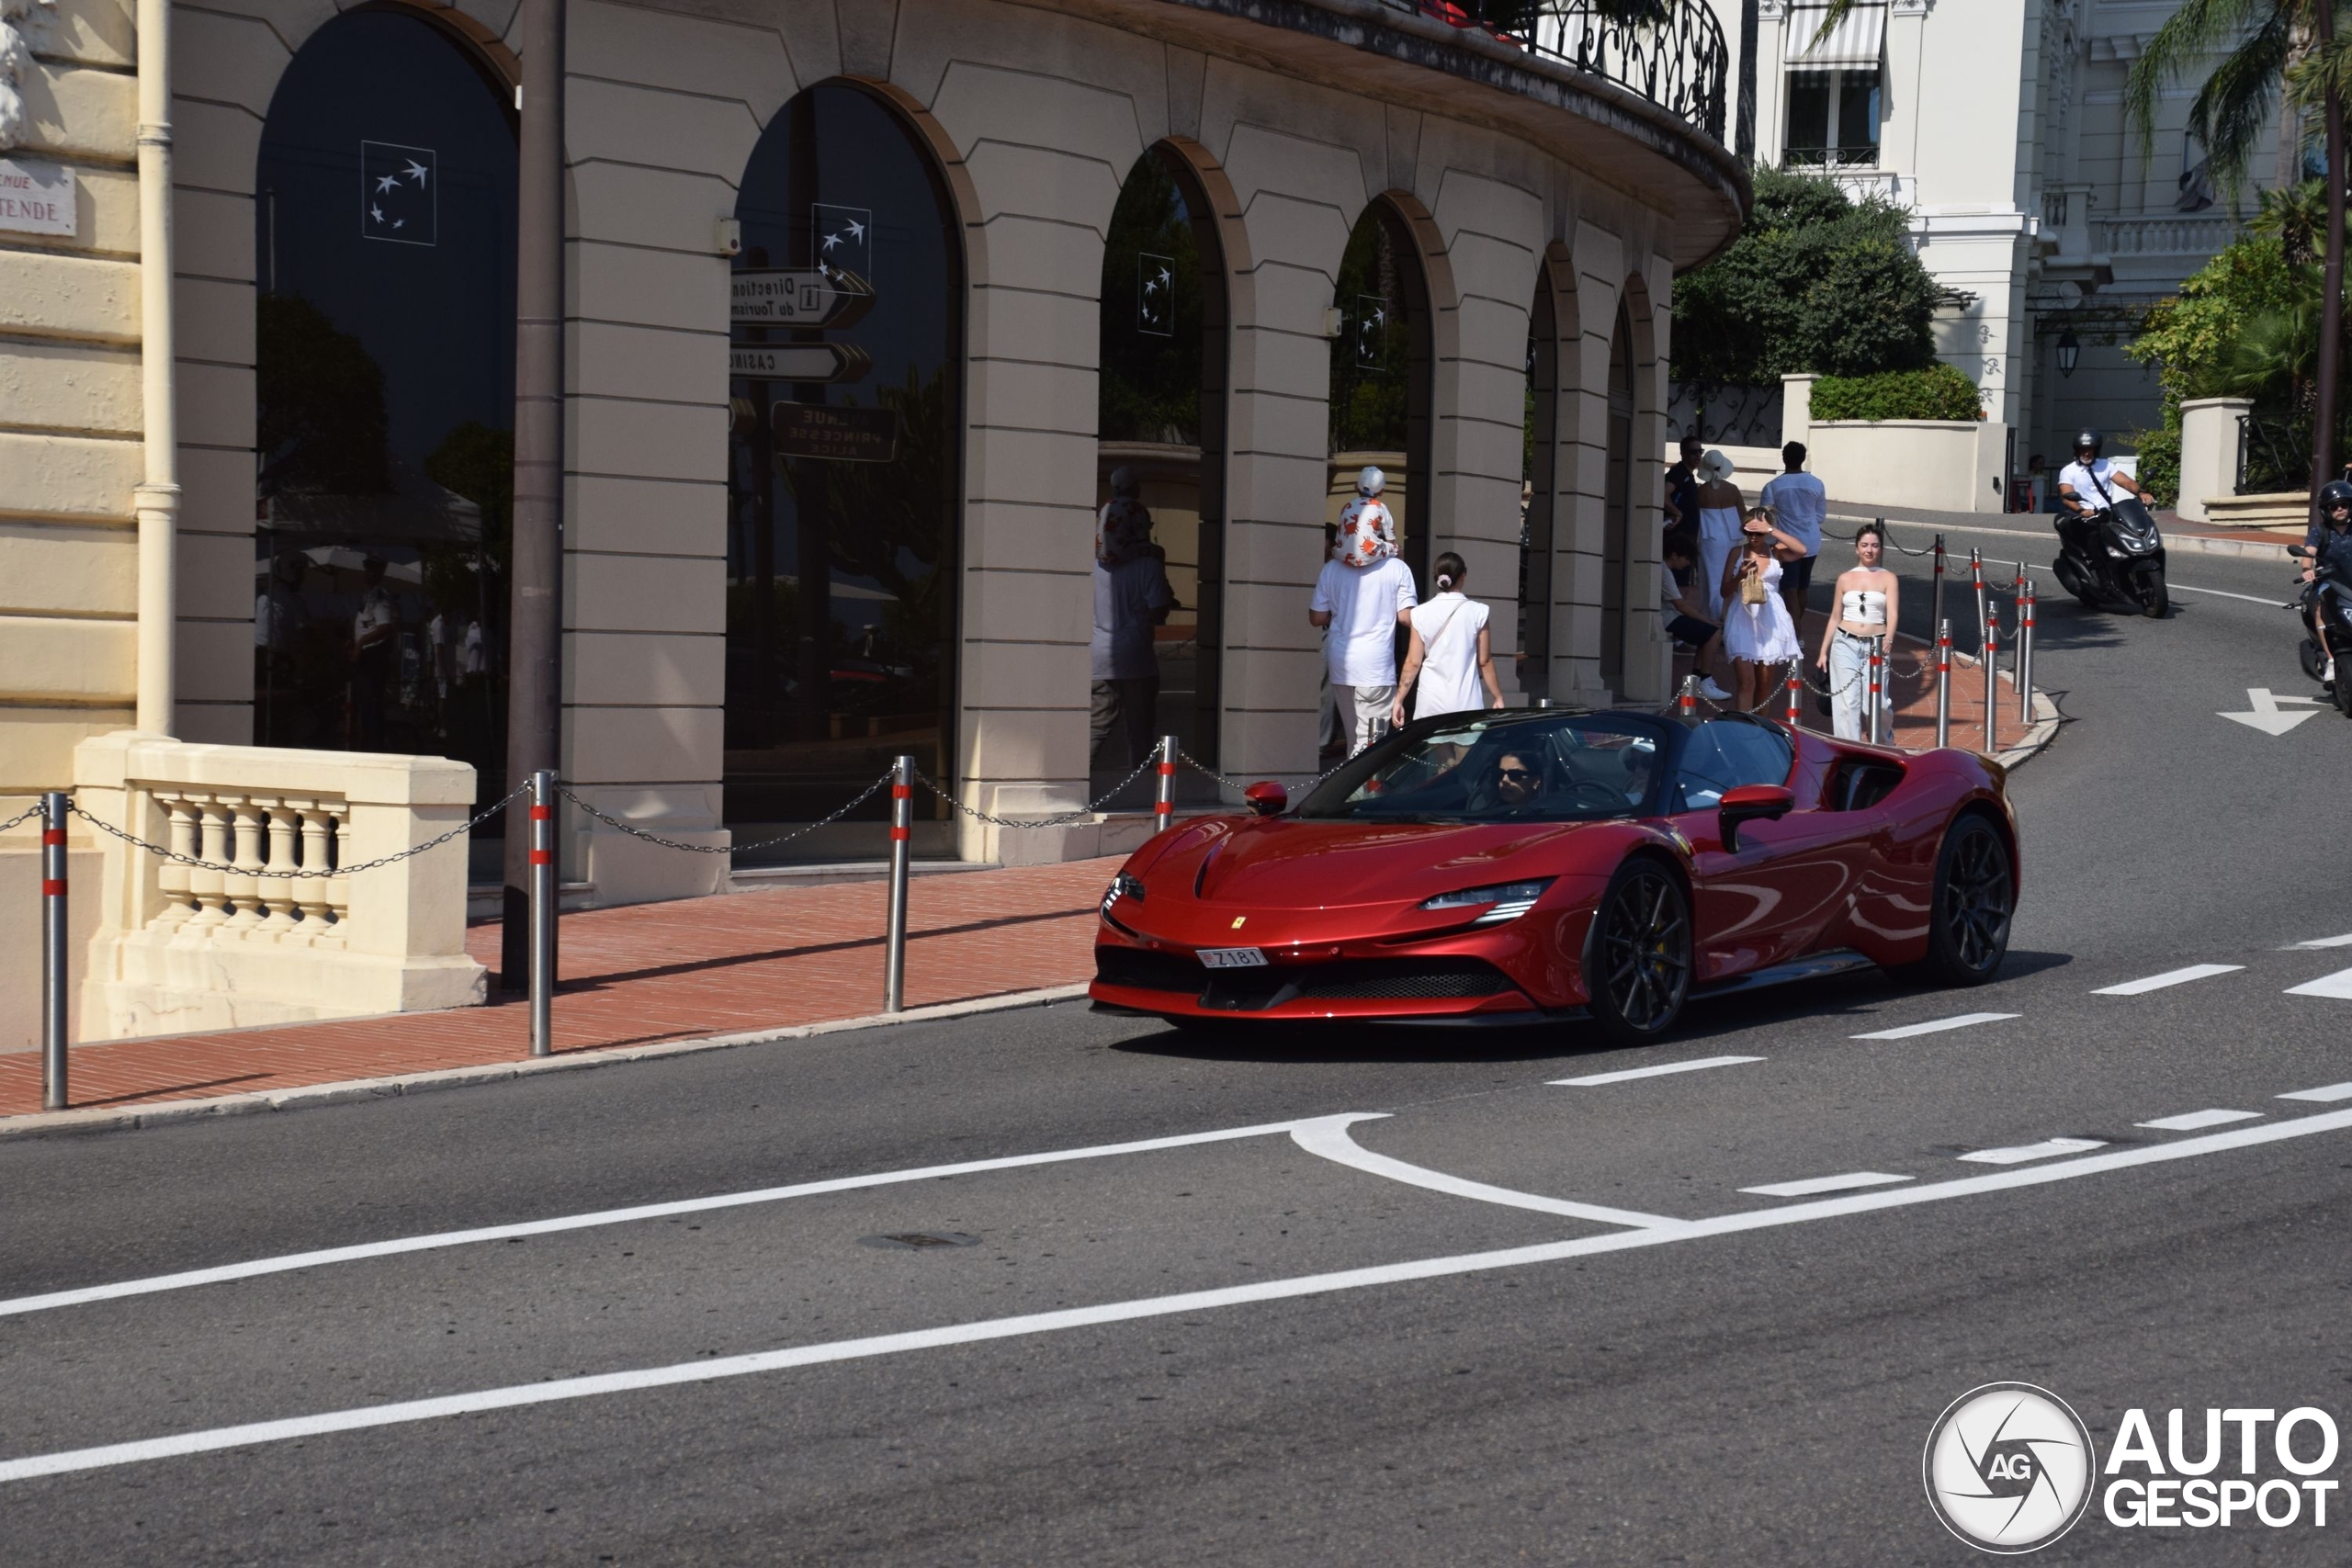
[[2056, 328, 2080, 378]]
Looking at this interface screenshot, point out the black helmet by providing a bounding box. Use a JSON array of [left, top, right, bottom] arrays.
[[2073, 427, 2102, 457], [2323, 479, 2352, 519]]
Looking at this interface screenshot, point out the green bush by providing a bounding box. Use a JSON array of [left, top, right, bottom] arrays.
[[1811, 364, 1984, 422], [2129, 416, 2181, 509]]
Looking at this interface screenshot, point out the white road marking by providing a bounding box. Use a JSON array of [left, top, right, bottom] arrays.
[[2219, 687, 2324, 736], [2279, 1083, 2352, 1103], [2091, 964, 2244, 996], [2286, 966, 2352, 999], [1549, 1055, 1763, 1087], [1287, 1114, 1679, 1229], [2137, 1109, 2262, 1131], [22, 1108, 2352, 1485], [1738, 1171, 1912, 1198], [2296, 933, 2352, 948], [2169, 582, 2296, 608], [0, 1118, 1325, 1321], [1958, 1137, 2106, 1166], [1851, 1012, 2019, 1040]]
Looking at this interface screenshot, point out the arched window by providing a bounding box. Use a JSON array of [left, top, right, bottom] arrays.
[[1329, 199, 1433, 592], [1092, 147, 1228, 797], [724, 85, 963, 861], [1601, 303, 1637, 694], [1519, 262, 1567, 703], [253, 9, 517, 783]]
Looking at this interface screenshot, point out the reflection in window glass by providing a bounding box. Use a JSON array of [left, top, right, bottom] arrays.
[[253, 10, 516, 801], [1328, 203, 1430, 590], [1670, 719, 1794, 813], [726, 85, 961, 861]]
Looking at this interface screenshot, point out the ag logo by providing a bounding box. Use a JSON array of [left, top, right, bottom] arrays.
[[1923, 1383, 2097, 1553]]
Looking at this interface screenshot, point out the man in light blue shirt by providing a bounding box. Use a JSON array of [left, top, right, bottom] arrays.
[[1758, 441, 1826, 628]]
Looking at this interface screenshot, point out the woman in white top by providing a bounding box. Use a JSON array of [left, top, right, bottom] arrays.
[[1692, 448, 1747, 617], [1717, 508, 1806, 714], [1814, 520, 1902, 741], [1390, 552, 1504, 726]]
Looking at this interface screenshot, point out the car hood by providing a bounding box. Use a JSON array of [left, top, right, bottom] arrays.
[[1148, 816, 1603, 908]]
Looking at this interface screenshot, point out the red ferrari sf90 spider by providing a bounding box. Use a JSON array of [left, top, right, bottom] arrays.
[[1090, 707, 2018, 1043]]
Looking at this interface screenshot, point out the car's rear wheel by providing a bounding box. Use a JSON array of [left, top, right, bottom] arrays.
[[1586, 860, 1691, 1045], [1899, 813, 2013, 987]]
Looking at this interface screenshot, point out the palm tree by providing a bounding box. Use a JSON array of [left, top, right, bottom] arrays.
[[2127, 0, 2346, 500]]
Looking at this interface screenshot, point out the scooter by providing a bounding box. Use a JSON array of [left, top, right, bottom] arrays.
[[2290, 544, 2352, 718], [2052, 496, 2169, 617]]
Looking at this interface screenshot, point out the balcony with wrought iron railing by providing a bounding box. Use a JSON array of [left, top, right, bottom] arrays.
[[1380, 1, 1730, 141]]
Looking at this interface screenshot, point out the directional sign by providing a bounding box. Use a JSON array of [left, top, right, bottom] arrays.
[[729, 343, 872, 385], [729, 268, 875, 329], [2218, 687, 2326, 735]]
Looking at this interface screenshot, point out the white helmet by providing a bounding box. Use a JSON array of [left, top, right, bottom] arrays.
[[1356, 465, 1385, 497]]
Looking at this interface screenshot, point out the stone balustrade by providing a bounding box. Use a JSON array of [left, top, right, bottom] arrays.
[[73, 732, 486, 1039]]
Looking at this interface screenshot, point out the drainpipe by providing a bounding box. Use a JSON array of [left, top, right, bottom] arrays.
[[133, 0, 179, 735]]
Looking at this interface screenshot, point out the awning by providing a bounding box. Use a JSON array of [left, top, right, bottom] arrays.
[[1785, 2, 1886, 68]]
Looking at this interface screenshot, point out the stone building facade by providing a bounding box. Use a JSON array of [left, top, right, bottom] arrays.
[[1, 0, 1743, 927]]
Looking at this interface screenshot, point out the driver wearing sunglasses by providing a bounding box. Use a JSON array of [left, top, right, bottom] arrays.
[[1491, 751, 1541, 808]]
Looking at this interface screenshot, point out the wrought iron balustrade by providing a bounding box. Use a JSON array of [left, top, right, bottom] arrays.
[[1385, 1, 1729, 141]]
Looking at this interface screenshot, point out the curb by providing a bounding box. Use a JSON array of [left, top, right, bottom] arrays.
[[0, 983, 1094, 1143]]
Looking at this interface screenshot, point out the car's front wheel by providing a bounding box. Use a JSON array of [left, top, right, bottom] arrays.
[[1899, 813, 2013, 987], [1586, 859, 1691, 1045]]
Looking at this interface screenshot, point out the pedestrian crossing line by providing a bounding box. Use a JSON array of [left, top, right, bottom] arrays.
[[1851, 1012, 2019, 1041], [2285, 965, 2352, 999], [1549, 1055, 1762, 1087], [2137, 1109, 2262, 1132], [2278, 1083, 2352, 1103], [1738, 1171, 1912, 1199], [2092, 964, 2243, 996], [2297, 933, 2352, 948], [1958, 1137, 2107, 1166]]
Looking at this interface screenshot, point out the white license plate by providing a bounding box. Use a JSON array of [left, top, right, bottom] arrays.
[[1197, 947, 1268, 969]]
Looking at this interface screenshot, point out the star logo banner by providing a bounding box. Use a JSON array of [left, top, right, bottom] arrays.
[[812, 203, 872, 283], [361, 141, 436, 246]]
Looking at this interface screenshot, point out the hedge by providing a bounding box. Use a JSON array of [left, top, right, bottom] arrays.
[[1810, 364, 1985, 423]]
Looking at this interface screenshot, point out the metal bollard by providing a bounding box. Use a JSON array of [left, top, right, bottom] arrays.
[[1970, 548, 1986, 660], [1866, 640, 1885, 746], [1929, 534, 1946, 661], [1784, 660, 1801, 728], [1677, 673, 1698, 718], [1155, 735, 1178, 828], [528, 770, 556, 1057], [2018, 580, 2036, 727], [1983, 611, 1999, 752], [884, 754, 913, 1014], [1934, 618, 1952, 749], [41, 791, 68, 1111]]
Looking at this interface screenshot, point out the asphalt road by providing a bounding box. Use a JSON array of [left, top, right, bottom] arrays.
[[3, 534, 2348, 1566]]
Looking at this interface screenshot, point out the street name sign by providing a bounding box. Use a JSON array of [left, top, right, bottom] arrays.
[[730, 268, 875, 329], [0, 158, 74, 237], [729, 343, 872, 385]]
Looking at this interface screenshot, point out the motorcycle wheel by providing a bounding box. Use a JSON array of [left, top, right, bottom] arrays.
[[2134, 569, 2168, 618], [2302, 637, 2329, 685], [2337, 669, 2352, 719]]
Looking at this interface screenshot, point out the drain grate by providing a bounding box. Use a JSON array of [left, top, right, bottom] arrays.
[[859, 1232, 981, 1251]]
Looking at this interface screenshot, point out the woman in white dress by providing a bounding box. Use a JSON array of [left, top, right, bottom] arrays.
[[1390, 552, 1504, 726], [1718, 509, 1805, 714], [1692, 448, 1748, 616], [1814, 520, 1901, 740]]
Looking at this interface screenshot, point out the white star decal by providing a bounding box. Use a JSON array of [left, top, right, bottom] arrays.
[[843, 217, 865, 241], [821, 231, 843, 252], [370, 204, 384, 223], [402, 159, 429, 186], [375, 174, 400, 195]]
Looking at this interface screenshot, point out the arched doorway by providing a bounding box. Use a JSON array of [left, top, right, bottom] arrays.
[[1092, 146, 1228, 800], [252, 7, 517, 784], [1329, 198, 1433, 593], [1600, 303, 1636, 694], [724, 84, 963, 862]]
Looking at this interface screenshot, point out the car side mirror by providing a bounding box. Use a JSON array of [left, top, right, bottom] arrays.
[[1718, 784, 1794, 852], [1244, 781, 1287, 817]]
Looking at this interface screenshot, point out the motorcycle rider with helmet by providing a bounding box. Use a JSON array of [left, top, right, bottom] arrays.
[[2055, 427, 2146, 549], [2300, 479, 2352, 682]]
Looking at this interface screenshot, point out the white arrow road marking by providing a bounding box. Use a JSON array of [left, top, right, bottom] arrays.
[[9, 1107, 2352, 1485], [1739, 1171, 1912, 1198], [1958, 1137, 2107, 1166], [2092, 964, 2244, 996], [2296, 933, 2352, 948], [2138, 1109, 2262, 1131], [1550, 1055, 1763, 1086], [2287, 965, 2352, 998], [1287, 1115, 1680, 1229], [1851, 1012, 2019, 1040], [2219, 687, 2325, 735]]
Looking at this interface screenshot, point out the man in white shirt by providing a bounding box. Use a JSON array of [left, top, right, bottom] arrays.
[[1091, 547, 1175, 769], [1310, 546, 1418, 754], [1758, 440, 1826, 628], [2055, 427, 2145, 537]]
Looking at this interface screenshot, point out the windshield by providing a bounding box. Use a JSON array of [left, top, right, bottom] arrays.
[[1294, 711, 1668, 823]]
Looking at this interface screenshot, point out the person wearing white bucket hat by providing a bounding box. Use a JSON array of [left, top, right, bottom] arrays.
[[1691, 448, 1747, 618]]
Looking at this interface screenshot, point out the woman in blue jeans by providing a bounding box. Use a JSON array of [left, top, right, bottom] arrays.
[[1815, 522, 1901, 741]]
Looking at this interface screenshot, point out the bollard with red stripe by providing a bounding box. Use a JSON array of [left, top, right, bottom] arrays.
[[1866, 641, 1885, 745], [528, 771, 557, 1057], [1929, 534, 1946, 666], [1934, 618, 1952, 748], [1678, 674, 1698, 719], [1784, 660, 1801, 728], [1983, 609, 2000, 752], [1155, 734, 1178, 827], [41, 791, 68, 1110], [2018, 580, 2037, 728], [884, 754, 915, 1014]]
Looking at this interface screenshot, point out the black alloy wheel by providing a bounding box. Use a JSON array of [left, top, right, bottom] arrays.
[[2134, 567, 2169, 618], [1587, 860, 1691, 1044], [1901, 814, 2013, 987], [2301, 636, 2328, 685]]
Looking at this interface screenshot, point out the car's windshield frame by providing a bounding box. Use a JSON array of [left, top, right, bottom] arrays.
[[1292, 709, 1680, 824]]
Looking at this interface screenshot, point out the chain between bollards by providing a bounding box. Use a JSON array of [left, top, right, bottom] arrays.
[[2018, 580, 2037, 728], [528, 770, 556, 1059], [1155, 735, 1177, 827], [40, 791, 68, 1111], [1983, 611, 2000, 753], [1934, 618, 1952, 749], [884, 755, 913, 1014]]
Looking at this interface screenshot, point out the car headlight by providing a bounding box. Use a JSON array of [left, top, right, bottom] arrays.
[[1102, 873, 1146, 915], [1419, 878, 1553, 925]]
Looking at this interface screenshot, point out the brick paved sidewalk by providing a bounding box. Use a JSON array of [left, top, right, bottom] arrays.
[[0, 857, 1123, 1119]]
